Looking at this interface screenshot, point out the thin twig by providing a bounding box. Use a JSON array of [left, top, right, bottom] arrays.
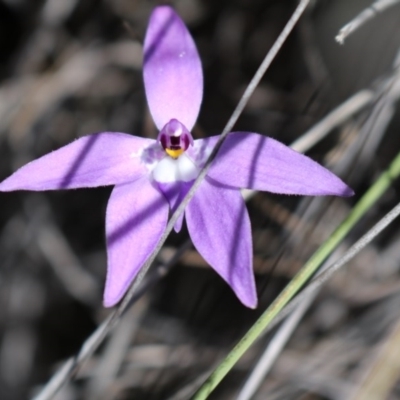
[[336, 0, 400, 44]]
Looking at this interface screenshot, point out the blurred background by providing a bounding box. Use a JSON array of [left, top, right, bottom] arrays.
[[1, 0, 400, 399]]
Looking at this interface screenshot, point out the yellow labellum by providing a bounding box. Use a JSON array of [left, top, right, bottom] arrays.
[[165, 148, 184, 159]]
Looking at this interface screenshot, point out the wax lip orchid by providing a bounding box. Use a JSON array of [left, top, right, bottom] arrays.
[[0, 6, 353, 309]]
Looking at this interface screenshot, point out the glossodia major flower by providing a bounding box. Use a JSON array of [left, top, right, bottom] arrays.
[[0, 6, 353, 309]]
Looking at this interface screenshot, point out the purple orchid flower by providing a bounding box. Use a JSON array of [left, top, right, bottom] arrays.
[[0, 6, 353, 309]]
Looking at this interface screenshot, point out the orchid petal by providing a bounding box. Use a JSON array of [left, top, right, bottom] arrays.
[[186, 179, 257, 308], [104, 178, 169, 307], [143, 6, 203, 131], [0, 133, 154, 191], [208, 132, 354, 196]]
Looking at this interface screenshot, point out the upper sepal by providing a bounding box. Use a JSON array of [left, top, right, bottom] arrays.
[[143, 6, 203, 131]]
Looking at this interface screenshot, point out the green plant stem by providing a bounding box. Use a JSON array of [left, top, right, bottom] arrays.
[[193, 151, 400, 400]]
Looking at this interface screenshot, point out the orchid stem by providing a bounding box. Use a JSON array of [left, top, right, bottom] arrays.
[[193, 151, 400, 399]]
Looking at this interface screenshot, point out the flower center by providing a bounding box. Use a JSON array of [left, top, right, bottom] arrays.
[[151, 118, 199, 184], [158, 119, 194, 159]]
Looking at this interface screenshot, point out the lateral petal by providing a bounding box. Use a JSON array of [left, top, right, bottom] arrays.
[[208, 132, 354, 196], [104, 178, 169, 307], [143, 6, 203, 131], [0, 133, 153, 191], [186, 179, 257, 308]]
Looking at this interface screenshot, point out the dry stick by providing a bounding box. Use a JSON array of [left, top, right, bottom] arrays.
[[32, 2, 311, 399], [336, 0, 400, 44]]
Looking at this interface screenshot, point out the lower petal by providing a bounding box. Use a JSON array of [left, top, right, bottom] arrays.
[[104, 177, 169, 307], [186, 179, 257, 308]]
